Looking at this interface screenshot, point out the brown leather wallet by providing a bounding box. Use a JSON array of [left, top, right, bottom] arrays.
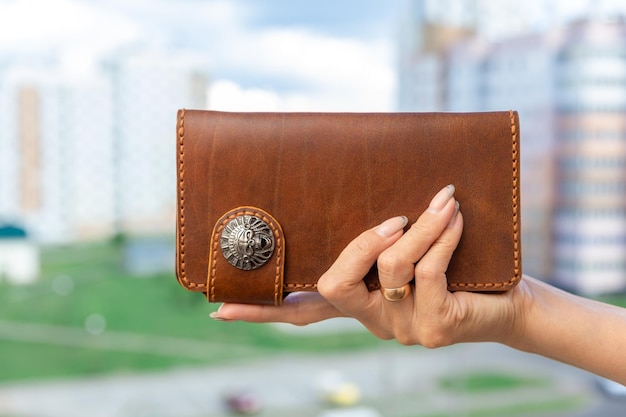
[[176, 110, 522, 305]]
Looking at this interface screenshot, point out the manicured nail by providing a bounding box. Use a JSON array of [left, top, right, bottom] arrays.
[[209, 312, 226, 321], [428, 184, 455, 214], [447, 201, 460, 228], [209, 312, 234, 322], [375, 215, 408, 238], [209, 305, 231, 321]]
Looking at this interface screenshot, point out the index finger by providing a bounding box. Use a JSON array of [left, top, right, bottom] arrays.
[[377, 185, 457, 291], [318, 215, 407, 314]]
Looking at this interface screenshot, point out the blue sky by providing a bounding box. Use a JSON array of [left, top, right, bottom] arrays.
[[3, 0, 625, 112], [0, 0, 405, 111], [237, 0, 404, 38]]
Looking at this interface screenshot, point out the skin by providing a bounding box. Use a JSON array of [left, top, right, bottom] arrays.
[[214, 185, 626, 385]]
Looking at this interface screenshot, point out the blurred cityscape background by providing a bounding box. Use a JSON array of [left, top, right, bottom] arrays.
[[398, 0, 626, 295], [1, 0, 626, 416]]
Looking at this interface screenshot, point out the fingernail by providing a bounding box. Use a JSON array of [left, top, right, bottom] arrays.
[[428, 184, 455, 214], [447, 201, 460, 228], [210, 312, 234, 322], [209, 312, 226, 321], [375, 215, 408, 238], [210, 305, 231, 321]]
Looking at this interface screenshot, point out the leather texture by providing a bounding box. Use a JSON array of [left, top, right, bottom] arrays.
[[176, 110, 522, 305]]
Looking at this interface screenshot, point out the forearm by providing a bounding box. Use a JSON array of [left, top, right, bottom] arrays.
[[508, 276, 626, 384]]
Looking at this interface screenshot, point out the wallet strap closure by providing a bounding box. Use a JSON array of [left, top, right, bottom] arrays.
[[208, 207, 285, 305]]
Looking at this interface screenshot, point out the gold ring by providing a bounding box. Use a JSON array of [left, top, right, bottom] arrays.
[[380, 283, 412, 302]]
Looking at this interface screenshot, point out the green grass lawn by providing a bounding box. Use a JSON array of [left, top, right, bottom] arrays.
[[0, 239, 378, 382], [438, 371, 549, 393], [0, 242, 595, 417]]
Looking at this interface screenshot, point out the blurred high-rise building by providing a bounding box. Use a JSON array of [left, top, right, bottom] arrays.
[[0, 67, 103, 242], [104, 49, 209, 235], [0, 50, 209, 243], [399, 0, 626, 293], [553, 21, 626, 293]]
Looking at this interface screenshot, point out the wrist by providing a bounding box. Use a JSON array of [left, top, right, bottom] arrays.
[[496, 275, 537, 350]]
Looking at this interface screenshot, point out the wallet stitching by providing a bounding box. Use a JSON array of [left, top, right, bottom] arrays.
[[210, 208, 284, 304], [284, 283, 379, 291], [510, 109, 521, 283], [177, 110, 185, 282], [178, 109, 197, 288], [285, 283, 317, 290], [452, 110, 521, 289], [177, 110, 206, 290]]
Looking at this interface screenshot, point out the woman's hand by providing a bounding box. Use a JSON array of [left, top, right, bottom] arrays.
[[213, 185, 527, 348], [214, 184, 626, 384]]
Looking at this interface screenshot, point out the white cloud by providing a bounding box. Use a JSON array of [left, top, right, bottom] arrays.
[[0, 0, 141, 52], [209, 77, 396, 113], [160, 1, 398, 111], [209, 80, 281, 111], [0, 0, 398, 111], [247, 29, 394, 100], [207, 27, 397, 111]]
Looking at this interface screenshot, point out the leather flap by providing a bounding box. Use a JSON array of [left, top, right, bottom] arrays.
[[208, 207, 285, 305]]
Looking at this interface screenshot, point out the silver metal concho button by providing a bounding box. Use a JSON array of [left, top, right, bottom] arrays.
[[220, 214, 275, 270]]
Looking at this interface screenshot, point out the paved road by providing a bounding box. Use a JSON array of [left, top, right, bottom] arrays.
[[0, 341, 621, 417]]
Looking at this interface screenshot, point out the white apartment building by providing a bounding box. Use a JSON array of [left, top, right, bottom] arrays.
[[0, 66, 86, 243], [398, 0, 626, 293], [0, 50, 209, 242], [57, 77, 116, 240], [553, 21, 626, 293], [104, 49, 209, 235]]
